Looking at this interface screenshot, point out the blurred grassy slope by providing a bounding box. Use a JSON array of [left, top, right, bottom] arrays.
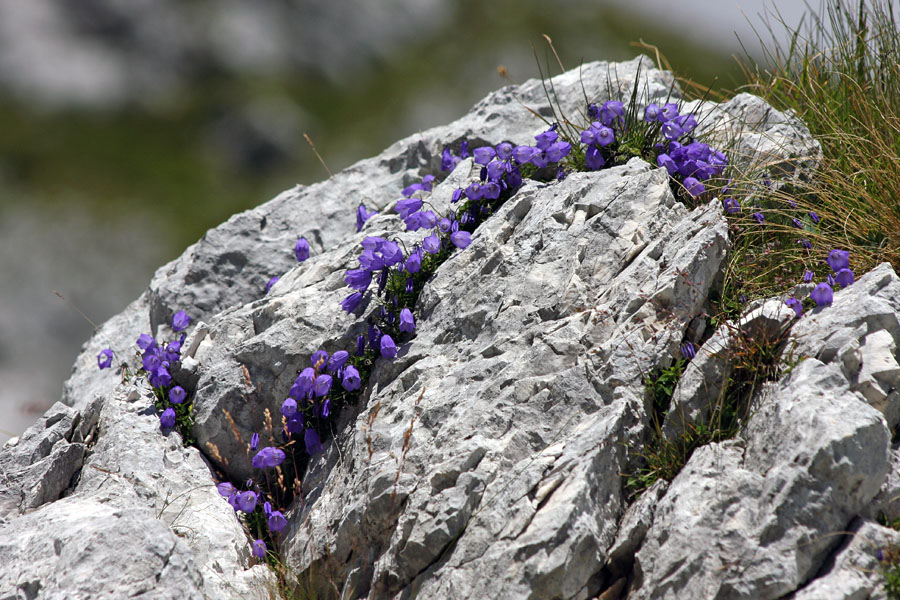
[[0, 1, 743, 252]]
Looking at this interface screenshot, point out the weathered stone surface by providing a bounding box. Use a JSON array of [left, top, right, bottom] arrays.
[[793, 518, 900, 600], [0, 399, 99, 519], [607, 480, 668, 572], [1, 383, 274, 599], [789, 262, 900, 428], [631, 358, 890, 600], [661, 297, 794, 441], [0, 496, 205, 600]]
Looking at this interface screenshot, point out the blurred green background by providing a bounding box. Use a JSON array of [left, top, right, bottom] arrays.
[[0, 0, 800, 441]]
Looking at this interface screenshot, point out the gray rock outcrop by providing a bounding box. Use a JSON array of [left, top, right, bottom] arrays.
[[3, 55, 900, 600]]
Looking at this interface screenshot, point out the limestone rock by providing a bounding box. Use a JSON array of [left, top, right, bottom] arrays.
[[631, 359, 890, 599], [793, 518, 900, 600]]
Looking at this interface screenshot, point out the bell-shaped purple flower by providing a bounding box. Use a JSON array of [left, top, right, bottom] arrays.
[[802, 270, 814, 283], [827, 249, 850, 272], [380, 335, 397, 359], [160, 407, 176, 429], [356, 204, 377, 232], [136, 334, 156, 351], [252, 447, 286, 469], [545, 141, 571, 162], [344, 268, 372, 291], [265, 276, 280, 294], [723, 198, 740, 213], [683, 177, 705, 197], [342, 365, 361, 391], [281, 398, 297, 417], [810, 282, 834, 307], [294, 237, 310, 262], [357, 249, 384, 271], [496, 142, 513, 161], [406, 251, 422, 274], [268, 510, 287, 532], [423, 234, 441, 255], [835, 268, 854, 288], [513, 145, 539, 165], [482, 182, 501, 200], [644, 103, 660, 121], [451, 231, 472, 249], [438, 218, 452, 234], [169, 386, 186, 404], [473, 146, 496, 165], [662, 121, 683, 141], [97, 349, 114, 370], [313, 374, 333, 397], [753, 212, 765, 224], [381, 241, 404, 267], [311, 350, 329, 368], [150, 365, 172, 388], [465, 183, 483, 200], [395, 198, 423, 219], [600, 100, 624, 126], [656, 153, 676, 175], [785, 297, 803, 318], [585, 145, 605, 170], [250, 432, 260, 452], [680, 343, 696, 360], [810, 211, 820, 224], [290, 368, 315, 399], [594, 126, 615, 147], [399, 308, 416, 334], [237, 491, 258, 513], [286, 414, 304, 435], [660, 103, 679, 121], [328, 350, 349, 373], [172, 310, 191, 332], [217, 482, 236, 498], [534, 129, 558, 150], [252, 539, 267, 559], [341, 292, 364, 313], [304, 428, 323, 455]]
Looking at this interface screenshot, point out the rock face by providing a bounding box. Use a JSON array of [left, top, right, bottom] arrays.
[[3, 55, 899, 600]]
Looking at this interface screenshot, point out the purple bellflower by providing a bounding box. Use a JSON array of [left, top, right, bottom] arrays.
[[380, 335, 397, 359], [810, 283, 834, 307], [252, 447, 286, 469], [342, 365, 361, 391], [97, 349, 114, 370], [785, 297, 803, 318], [172, 310, 191, 332], [356, 204, 377, 232], [169, 386, 186, 404], [827, 249, 850, 272], [399, 308, 416, 334], [160, 408, 176, 429]]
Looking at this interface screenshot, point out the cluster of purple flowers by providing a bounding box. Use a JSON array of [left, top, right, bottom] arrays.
[[281, 349, 361, 455], [216, 479, 287, 561], [580, 100, 625, 170], [97, 310, 191, 431], [785, 248, 855, 317], [647, 106, 727, 198]]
